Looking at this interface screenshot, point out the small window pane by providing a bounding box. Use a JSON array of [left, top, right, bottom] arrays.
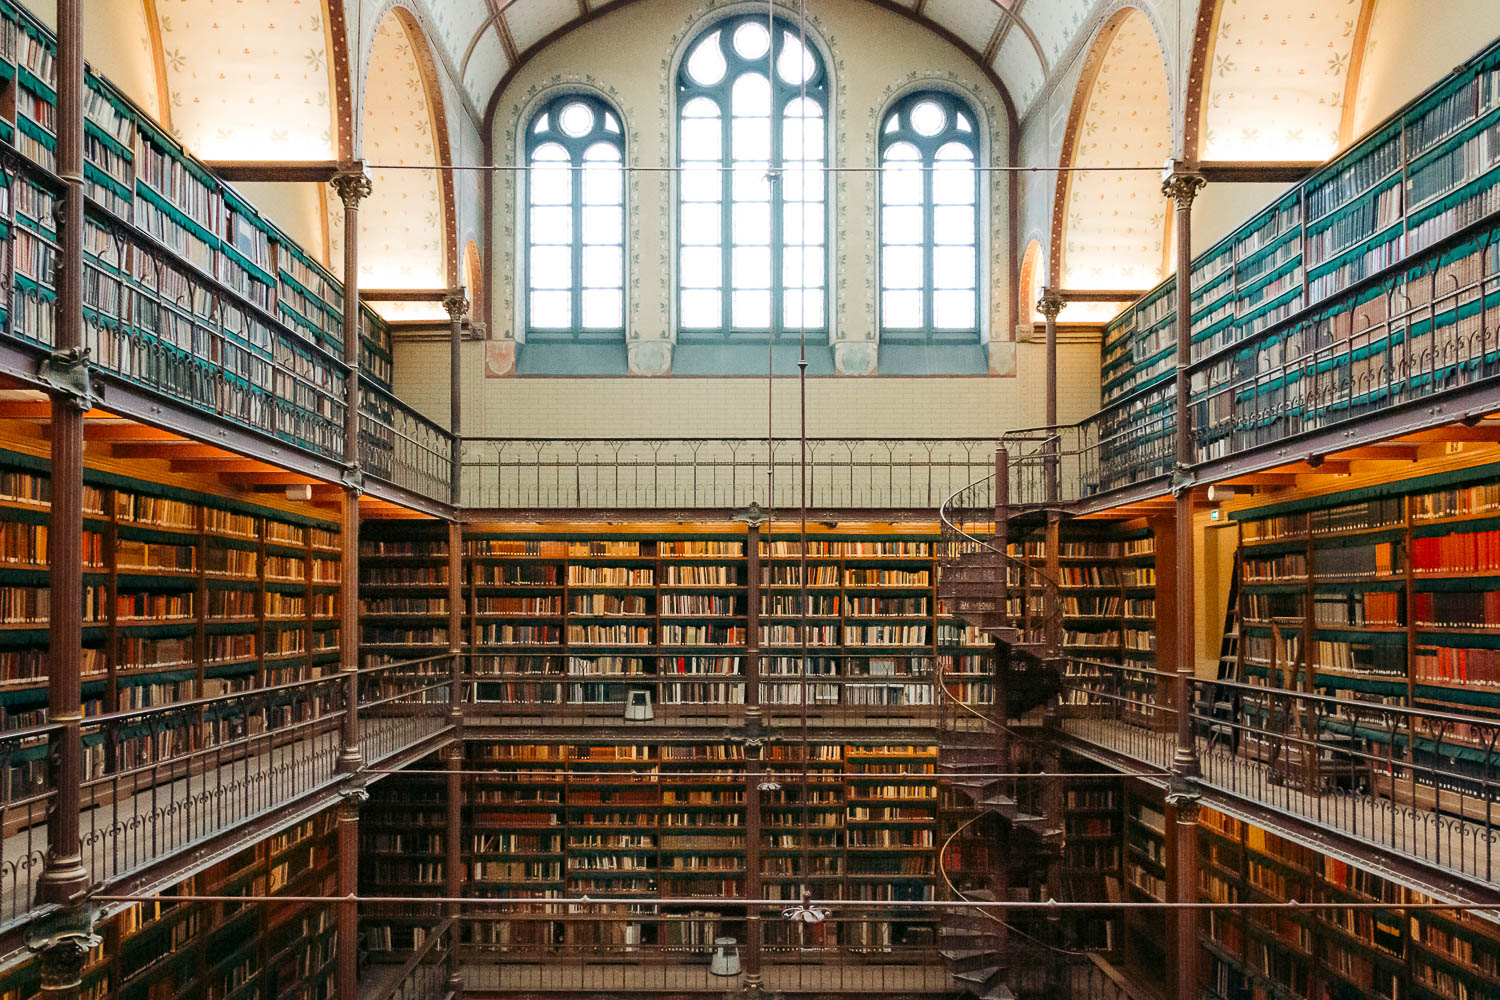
[[934, 206, 974, 246], [732, 202, 771, 245], [686, 32, 726, 86], [530, 207, 572, 244], [733, 21, 770, 59], [582, 289, 622, 329], [733, 289, 770, 328], [681, 288, 722, 328], [883, 290, 921, 328], [934, 246, 976, 288], [681, 165, 722, 202], [681, 118, 722, 159], [882, 246, 923, 289], [783, 247, 825, 288], [783, 167, 823, 203], [784, 203, 824, 246], [559, 103, 595, 137], [732, 161, 771, 201], [784, 288, 824, 328], [681, 246, 722, 287], [733, 117, 772, 162], [683, 96, 720, 119], [530, 291, 570, 328], [882, 205, 923, 245], [530, 247, 572, 289], [732, 74, 771, 117], [910, 100, 945, 136], [933, 289, 975, 329], [681, 204, 722, 246], [582, 206, 623, 244], [733, 245, 772, 289], [583, 246, 623, 288], [777, 36, 815, 85]]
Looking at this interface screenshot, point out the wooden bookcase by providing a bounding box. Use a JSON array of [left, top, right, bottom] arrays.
[[0, 808, 339, 1000], [1231, 465, 1500, 804], [0, 448, 340, 748]]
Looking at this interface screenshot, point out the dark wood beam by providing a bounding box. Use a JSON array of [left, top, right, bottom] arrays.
[[1054, 288, 1150, 303], [1328, 443, 1423, 462], [1398, 424, 1500, 444], [1196, 161, 1322, 184], [362, 288, 450, 302], [203, 160, 341, 183]]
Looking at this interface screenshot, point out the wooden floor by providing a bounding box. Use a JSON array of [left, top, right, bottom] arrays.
[[1062, 716, 1500, 889], [452, 960, 953, 995]]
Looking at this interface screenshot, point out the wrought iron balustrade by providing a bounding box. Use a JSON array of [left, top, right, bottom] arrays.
[[360, 915, 455, 1000], [359, 378, 453, 503], [1058, 656, 1500, 886], [0, 722, 57, 933], [460, 437, 1005, 511], [359, 656, 456, 765]]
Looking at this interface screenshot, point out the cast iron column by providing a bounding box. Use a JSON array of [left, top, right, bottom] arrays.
[[1163, 164, 1206, 1000], [31, 3, 97, 990], [445, 516, 464, 996], [443, 291, 467, 507], [1162, 165, 1205, 779], [734, 503, 769, 997], [332, 167, 371, 775]]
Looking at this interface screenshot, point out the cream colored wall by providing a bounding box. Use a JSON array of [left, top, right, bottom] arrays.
[[237, 182, 329, 266], [394, 336, 1101, 440], [1352, 0, 1500, 138], [484, 0, 1014, 389]]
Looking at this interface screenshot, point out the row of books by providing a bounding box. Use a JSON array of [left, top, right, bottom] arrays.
[[1411, 529, 1500, 574]]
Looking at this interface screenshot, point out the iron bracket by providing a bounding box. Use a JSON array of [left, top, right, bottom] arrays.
[[39, 347, 96, 411]]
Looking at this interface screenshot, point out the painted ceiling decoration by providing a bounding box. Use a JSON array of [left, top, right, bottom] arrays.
[[1197, 0, 1369, 161], [330, 9, 450, 321], [150, 0, 340, 160], [414, 0, 1083, 123], [1055, 9, 1171, 323]]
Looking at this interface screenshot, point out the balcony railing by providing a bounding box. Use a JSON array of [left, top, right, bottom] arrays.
[[1059, 656, 1500, 887], [0, 656, 457, 934], [460, 438, 1006, 510], [0, 152, 454, 505]]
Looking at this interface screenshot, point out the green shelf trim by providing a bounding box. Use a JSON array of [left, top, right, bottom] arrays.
[[133, 181, 219, 247], [16, 113, 55, 151], [204, 661, 259, 680], [1233, 460, 1500, 522], [1311, 627, 1406, 646], [83, 119, 133, 160], [1233, 284, 1303, 329], [220, 241, 276, 288], [16, 63, 54, 103], [118, 669, 197, 688], [1415, 630, 1500, 650], [83, 162, 131, 203]]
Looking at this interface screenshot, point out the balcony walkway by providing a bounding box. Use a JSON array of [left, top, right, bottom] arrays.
[[0, 712, 452, 931], [454, 960, 953, 995], [1061, 717, 1500, 891]]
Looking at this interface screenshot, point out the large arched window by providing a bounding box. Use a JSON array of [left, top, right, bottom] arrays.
[[676, 14, 827, 350], [879, 91, 980, 346], [525, 94, 625, 343]]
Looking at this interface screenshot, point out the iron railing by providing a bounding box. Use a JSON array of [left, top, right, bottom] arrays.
[[0, 656, 456, 934], [460, 438, 1006, 510], [1059, 656, 1500, 886], [360, 916, 455, 1000], [360, 378, 454, 503]]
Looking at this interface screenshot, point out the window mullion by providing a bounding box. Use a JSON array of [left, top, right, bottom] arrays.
[[720, 89, 733, 342], [923, 145, 935, 341], [572, 143, 585, 340], [770, 78, 784, 343]]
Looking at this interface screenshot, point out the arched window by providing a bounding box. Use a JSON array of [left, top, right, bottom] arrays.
[[676, 14, 827, 348], [879, 91, 980, 345], [525, 94, 625, 342]]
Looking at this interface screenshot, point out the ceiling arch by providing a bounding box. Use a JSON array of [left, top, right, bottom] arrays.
[[413, 0, 1103, 124], [1052, 7, 1171, 322], [331, 7, 453, 319], [1187, 0, 1377, 161]]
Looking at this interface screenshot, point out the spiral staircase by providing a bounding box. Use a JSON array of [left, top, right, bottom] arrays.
[[934, 464, 1068, 1000]]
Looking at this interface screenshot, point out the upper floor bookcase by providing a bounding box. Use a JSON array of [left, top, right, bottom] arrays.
[[1093, 39, 1500, 495], [0, 0, 396, 455]]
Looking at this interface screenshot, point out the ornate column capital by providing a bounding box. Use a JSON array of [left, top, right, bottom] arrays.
[[1035, 293, 1064, 320], [443, 290, 470, 323], [331, 163, 373, 210], [26, 905, 100, 991], [1160, 164, 1206, 210]]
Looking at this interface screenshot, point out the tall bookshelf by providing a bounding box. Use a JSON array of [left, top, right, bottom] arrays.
[[0, 0, 396, 463], [359, 520, 452, 667], [0, 808, 339, 1000], [0, 447, 340, 746], [1095, 38, 1500, 488], [1230, 464, 1500, 803], [452, 525, 992, 719]]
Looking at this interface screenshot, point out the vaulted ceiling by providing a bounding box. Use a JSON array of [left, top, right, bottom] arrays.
[[428, 0, 1088, 123]]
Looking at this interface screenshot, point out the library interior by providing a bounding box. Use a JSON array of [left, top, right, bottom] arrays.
[[8, 0, 1500, 998]]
